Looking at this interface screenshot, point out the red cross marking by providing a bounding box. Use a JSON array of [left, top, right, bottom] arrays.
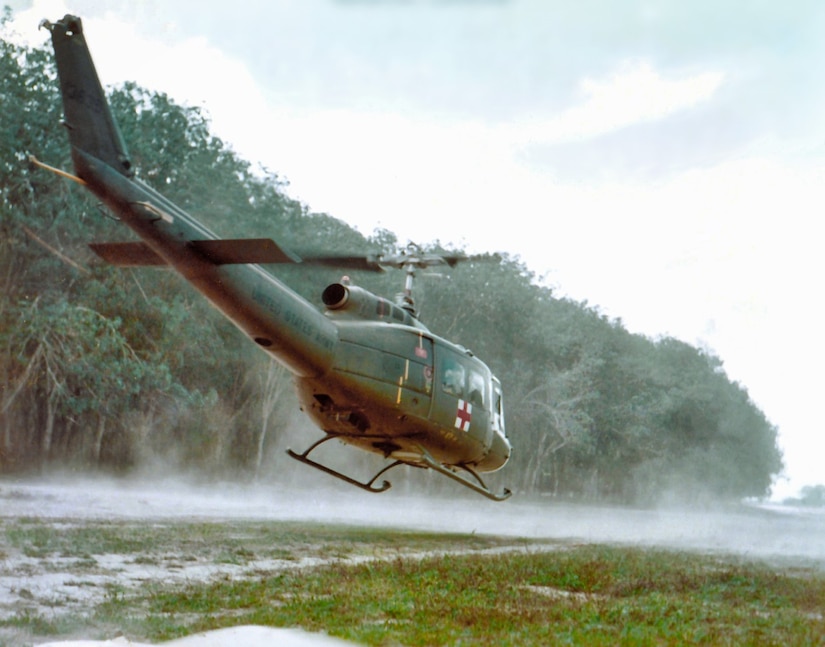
[[454, 399, 473, 431]]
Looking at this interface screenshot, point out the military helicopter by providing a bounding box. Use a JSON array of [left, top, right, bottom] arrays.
[[35, 15, 512, 501]]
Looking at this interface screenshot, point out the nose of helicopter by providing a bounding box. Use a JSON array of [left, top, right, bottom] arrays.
[[474, 430, 512, 473]]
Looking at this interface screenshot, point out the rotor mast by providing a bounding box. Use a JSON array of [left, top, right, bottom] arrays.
[[388, 243, 450, 319], [397, 244, 422, 316]]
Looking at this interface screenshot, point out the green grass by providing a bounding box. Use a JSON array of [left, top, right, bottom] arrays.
[[126, 546, 825, 646], [2, 518, 824, 646]]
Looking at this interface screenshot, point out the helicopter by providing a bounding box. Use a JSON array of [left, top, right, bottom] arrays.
[[34, 15, 512, 501]]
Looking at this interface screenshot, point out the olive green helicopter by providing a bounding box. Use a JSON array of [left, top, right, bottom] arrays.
[[35, 15, 512, 500]]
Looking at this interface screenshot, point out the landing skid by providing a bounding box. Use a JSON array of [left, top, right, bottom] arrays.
[[286, 435, 403, 494], [417, 448, 512, 502], [286, 436, 512, 502]]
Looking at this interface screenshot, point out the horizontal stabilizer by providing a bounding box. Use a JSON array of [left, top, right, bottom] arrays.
[[89, 242, 166, 266], [90, 238, 302, 267]]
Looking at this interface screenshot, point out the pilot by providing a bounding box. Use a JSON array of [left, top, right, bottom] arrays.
[[443, 364, 464, 396]]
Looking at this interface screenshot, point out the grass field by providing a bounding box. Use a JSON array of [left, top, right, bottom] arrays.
[[2, 515, 824, 646]]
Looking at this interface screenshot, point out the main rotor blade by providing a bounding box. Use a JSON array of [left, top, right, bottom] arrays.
[[90, 238, 303, 266], [298, 254, 385, 272], [378, 253, 473, 269], [295, 250, 499, 272], [442, 254, 468, 267]]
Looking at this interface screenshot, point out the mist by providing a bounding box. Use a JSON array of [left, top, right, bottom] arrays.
[[3, 475, 823, 570], [3, 475, 823, 645]]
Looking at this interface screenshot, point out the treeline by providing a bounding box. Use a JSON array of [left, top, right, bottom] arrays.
[[0, 24, 782, 502], [784, 485, 825, 508]]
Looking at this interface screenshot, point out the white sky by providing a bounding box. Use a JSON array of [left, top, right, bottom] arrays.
[[7, 0, 825, 499]]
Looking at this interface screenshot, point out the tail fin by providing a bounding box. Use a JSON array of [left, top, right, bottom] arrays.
[[42, 15, 133, 178]]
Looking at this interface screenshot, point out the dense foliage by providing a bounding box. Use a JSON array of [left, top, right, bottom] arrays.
[[0, 25, 782, 502]]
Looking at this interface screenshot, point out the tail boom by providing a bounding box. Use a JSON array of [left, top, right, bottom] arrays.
[[43, 16, 338, 379]]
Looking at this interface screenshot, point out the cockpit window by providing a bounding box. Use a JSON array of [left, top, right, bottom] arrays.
[[441, 353, 487, 408], [442, 357, 465, 397], [492, 378, 505, 433], [467, 369, 486, 407]]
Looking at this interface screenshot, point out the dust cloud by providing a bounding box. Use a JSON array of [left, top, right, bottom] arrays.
[[3, 476, 823, 568], [2, 476, 824, 645]]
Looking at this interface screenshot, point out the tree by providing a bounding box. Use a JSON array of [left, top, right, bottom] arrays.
[[0, 30, 783, 501], [514, 358, 597, 494], [2, 298, 181, 465]]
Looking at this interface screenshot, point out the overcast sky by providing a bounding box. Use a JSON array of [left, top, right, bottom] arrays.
[[8, 0, 825, 498]]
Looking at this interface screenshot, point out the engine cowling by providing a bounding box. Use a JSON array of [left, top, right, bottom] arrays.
[[322, 283, 418, 326]]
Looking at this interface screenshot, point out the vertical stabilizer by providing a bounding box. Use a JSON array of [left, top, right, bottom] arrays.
[[43, 15, 133, 178]]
